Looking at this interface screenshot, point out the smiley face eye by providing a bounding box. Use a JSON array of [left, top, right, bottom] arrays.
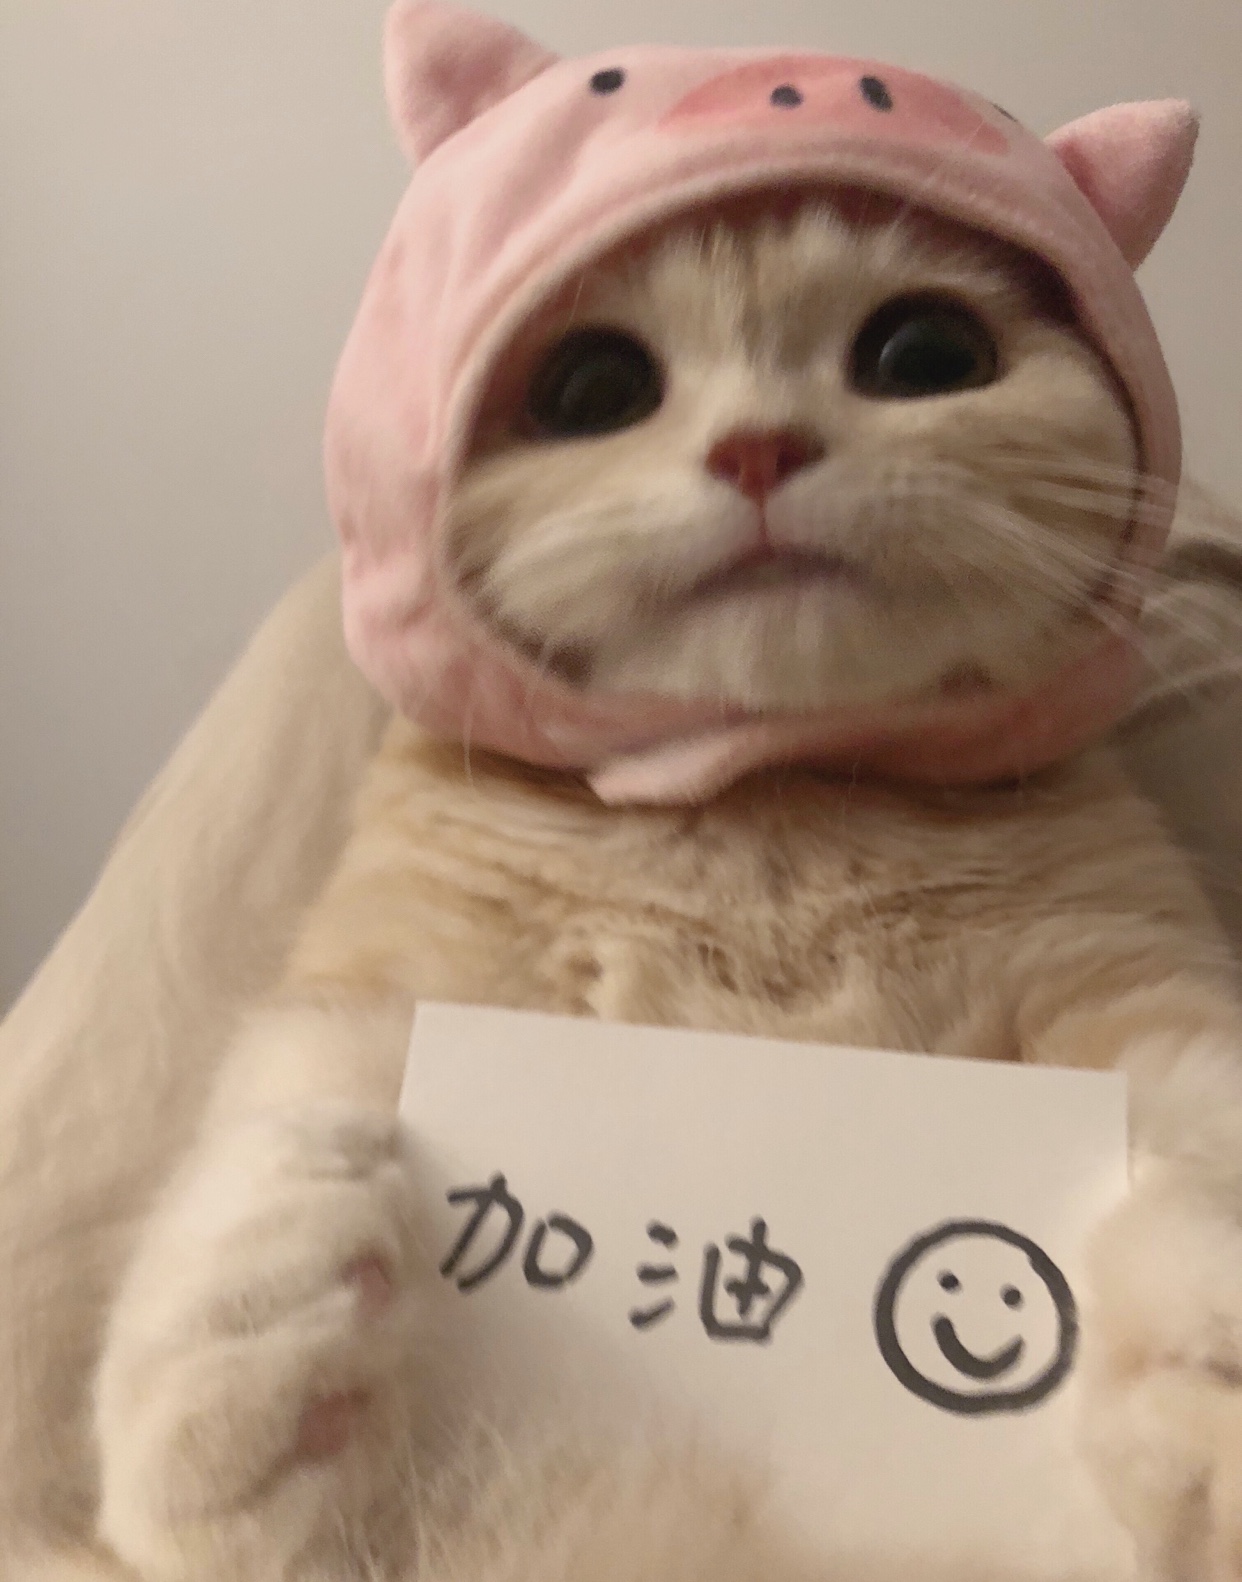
[[527, 328, 664, 439], [938, 1271, 961, 1292], [850, 294, 1000, 399], [1002, 1285, 1024, 1309]]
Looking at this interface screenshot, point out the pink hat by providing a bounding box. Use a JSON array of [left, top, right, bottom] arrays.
[[325, 1, 1197, 804]]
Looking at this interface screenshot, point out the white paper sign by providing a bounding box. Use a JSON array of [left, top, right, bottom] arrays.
[[400, 1003, 1134, 1578]]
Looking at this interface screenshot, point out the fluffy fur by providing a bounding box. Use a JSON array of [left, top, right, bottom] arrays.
[[29, 203, 1242, 1582]]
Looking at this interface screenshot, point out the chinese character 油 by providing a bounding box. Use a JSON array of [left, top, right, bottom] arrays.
[[698, 1217, 804, 1343], [628, 1215, 804, 1343]]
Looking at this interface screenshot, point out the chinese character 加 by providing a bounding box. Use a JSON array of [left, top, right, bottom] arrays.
[[440, 1173, 594, 1293]]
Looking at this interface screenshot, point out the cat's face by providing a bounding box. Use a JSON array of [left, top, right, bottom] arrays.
[[446, 197, 1138, 713]]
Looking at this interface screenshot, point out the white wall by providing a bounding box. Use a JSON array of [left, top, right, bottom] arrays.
[[2, 0, 1239, 1008]]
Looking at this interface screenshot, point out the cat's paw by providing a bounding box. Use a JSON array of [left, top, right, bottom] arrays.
[[1082, 1164, 1242, 1582], [95, 1107, 430, 1581]]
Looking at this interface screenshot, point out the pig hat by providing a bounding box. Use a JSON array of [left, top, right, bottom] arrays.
[[325, 0, 1197, 804]]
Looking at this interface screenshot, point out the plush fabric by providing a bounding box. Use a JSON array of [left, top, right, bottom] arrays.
[[326, 0, 1198, 805]]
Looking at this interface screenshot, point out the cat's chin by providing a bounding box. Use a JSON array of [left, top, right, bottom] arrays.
[[680, 545, 869, 605], [585, 596, 1097, 716]]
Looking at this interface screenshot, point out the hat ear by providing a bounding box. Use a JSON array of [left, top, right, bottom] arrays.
[[1046, 100, 1198, 269], [384, 1, 559, 165]]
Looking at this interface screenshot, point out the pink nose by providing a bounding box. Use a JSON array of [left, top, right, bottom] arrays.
[[706, 428, 824, 500]]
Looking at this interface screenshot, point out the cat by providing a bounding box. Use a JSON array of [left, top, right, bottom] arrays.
[[76, 197, 1242, 1582]]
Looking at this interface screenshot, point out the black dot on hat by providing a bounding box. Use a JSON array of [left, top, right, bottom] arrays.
[[770, 83, 804, 108], [991, 101, 1018, 122], [859, 75, 893, 111], [590, 67, 626, 94]]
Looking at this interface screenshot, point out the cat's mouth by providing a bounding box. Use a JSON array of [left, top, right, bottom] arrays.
[[687, 545, 868, 602]]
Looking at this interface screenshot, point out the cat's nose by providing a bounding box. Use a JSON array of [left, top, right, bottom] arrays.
[[706, 428, 825, 500]]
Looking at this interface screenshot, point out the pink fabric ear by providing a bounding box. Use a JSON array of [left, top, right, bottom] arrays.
[[383, 0, 559, 164], [1046, 100, 1198, 269]]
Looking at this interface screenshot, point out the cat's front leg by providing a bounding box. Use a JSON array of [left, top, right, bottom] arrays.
[[94, 1002, 427, 1582], [1035, 999, 1242, 1581]]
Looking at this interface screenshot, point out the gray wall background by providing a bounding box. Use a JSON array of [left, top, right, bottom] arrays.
[[2, 0, 1240, 1008]]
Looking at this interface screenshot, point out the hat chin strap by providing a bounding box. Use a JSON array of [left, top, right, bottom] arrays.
[[586, 628, 1142, 806]]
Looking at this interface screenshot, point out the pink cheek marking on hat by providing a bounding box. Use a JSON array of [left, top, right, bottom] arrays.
[[660, 55, 1009, 156]]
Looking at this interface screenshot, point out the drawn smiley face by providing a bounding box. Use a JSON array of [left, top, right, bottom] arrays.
[[873, 1220, 1077, 1415]]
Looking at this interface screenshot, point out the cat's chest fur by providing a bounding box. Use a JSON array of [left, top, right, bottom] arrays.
[[288, 719, 1201, 1067]]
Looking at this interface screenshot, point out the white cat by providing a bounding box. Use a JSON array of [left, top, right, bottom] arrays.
[[50, 192, 1242, 1582]]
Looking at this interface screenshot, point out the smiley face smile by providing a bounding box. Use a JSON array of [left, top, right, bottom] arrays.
[[931, 1316, 1023, 1380]]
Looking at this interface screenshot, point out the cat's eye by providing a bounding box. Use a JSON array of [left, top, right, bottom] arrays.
[[849, 295, 1000, 399], [527, 327, 664, 438]]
